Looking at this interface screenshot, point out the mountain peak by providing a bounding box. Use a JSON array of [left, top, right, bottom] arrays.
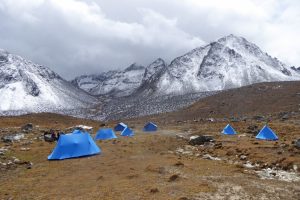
[[124, 63, 145, 72], [0, 49, 95, 112], [216, 34, 247, 44], [149, 58, 166, 67]]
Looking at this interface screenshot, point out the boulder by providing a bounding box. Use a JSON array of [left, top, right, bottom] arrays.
[[1, 133, 25, 143], [21, 123, 33, 132], [188, 135, 214, 145], [43, 133, 56, 142]]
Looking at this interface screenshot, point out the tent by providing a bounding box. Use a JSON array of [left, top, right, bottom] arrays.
[[120, 127, 134, 137], [256, 125, 278, 140], [114, 122, 127, 131], [95, 128, 117, 140], [143, 122, 157, 132], [48, 133, 101, 160], [72, 129, 84, 134], [222, 124, 237, 135]]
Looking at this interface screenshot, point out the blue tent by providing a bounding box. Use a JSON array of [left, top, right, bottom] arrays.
[[114, 122, 127, 131], [120, 127, 134, 137], [95, 128, 117, 140], [72, 129, 84, 134], [48, 133, 101, 160], [222, 124, 237, 135], [143, 122, 157, 132], [256, 125, 278, 140]]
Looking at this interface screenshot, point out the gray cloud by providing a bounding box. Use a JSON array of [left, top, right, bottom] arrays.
[[0, 0, 299, 79]]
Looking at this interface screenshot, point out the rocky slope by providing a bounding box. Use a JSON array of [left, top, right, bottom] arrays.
[[72, 63, 146, 97], [0, 49, 96, 113]]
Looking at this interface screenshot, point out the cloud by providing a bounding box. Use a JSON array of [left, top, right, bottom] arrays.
[[0, 0, 299, 79]]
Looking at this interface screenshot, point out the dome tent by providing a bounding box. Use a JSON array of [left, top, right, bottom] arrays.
[[95, 128, 117, 140], [114, 122, 127, 131], [256, 125, 278, 140], [120, 127, 134, 137], [143, 122, 157, 132], [48, 133, 101, 160], [222, 124, 237, 135]]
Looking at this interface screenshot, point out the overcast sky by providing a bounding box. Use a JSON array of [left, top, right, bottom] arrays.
[[0, 0, 299, 79]]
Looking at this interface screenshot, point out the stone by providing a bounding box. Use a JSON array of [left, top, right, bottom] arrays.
[[168, 174, 179, 182], [150, 188, 159, 193], [188, 135, 214, 145], [214, 142, 223, 149], [202, 154, 221, 161], [21, 123, 33, 132], [253, 116, 265, 121], [20, 147, 30, 151], [100, 123, 106, 127], [295, 139, 300, 149], [174, 161, 184, 167], [278, 112, 290, 121], [13, 158, 21, 164], [240, 155, 247, 160], [1, 133, 25, 143]]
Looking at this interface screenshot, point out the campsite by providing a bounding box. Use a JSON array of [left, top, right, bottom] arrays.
[[0, 112, 299, 199]]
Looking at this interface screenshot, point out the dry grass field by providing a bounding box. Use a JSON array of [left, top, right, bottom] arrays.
[[0, 113, 299, 199]]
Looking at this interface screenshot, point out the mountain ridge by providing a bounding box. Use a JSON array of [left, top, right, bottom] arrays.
[[0, 49, 96, 113], [72, 34, 300, 97]]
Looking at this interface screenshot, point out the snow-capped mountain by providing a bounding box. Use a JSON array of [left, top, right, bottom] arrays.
[[156, 34, 300, 94], [0, 49, 95, 112], [72, 63, 146, 97], [73, 34, 300, 97], [133, 58, 167, 96]]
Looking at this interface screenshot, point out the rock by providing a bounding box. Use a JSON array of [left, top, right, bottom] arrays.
[[174, 161, 184, 167], [13, 158, 21, 164], [26, 162, 33, 169], [295, 139, 300, 149], [280, 143, 289, 148], [150, 188, 159, 193], [246, 125, 260, 135], [21, 123, 33, 132], [278, 112, 290, 121], [230, 117, 239, 122], [188, 135, 214, 145], [202, 154, 221, 161], [168, 174, 179, 182], [100, 123, 106, 127], [253, 115, 265, 121], [240, 155, 247, 160], [207, 118, 215, 122], [176, 134, 189, 140], [145, 165, 165, 174], [178, 197, 189, 200], [214, 142, 222, 149], [20, 147, 30, 151], [1, 133, 25, 143], [0, 147, 8, 155], [44, 134, 55, 142], [270, 172, 276, 176]]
